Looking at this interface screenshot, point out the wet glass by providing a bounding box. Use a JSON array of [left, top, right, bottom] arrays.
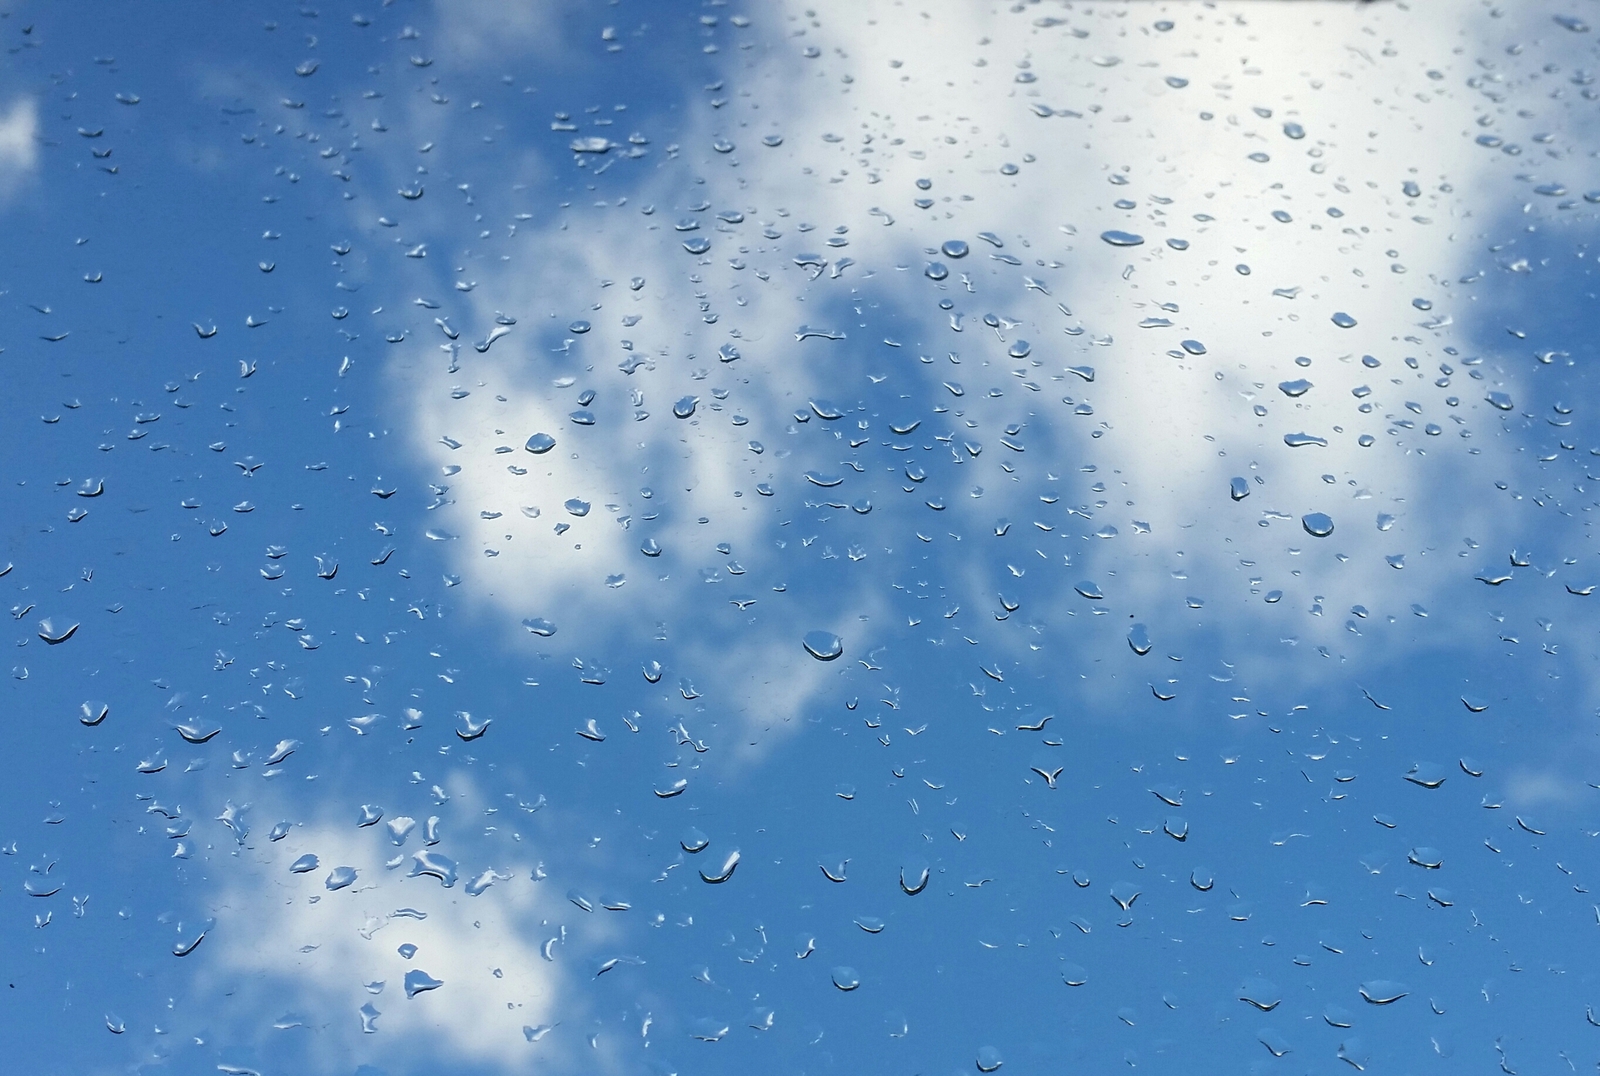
[[2, 2, 1599, 1073]]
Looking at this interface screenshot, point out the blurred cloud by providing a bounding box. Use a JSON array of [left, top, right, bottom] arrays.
[[0, 97, 38, 200]]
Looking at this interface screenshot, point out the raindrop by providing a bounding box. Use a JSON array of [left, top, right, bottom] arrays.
[[700, 848, 740, 883], [1127, 623, 1152, 654], [325, 866, 358, 891], [1238, 978, 1282, 1011], [403, 970, 444, 998], [1302, 513, 1334, 538], [1358, 981, 1408, 1005], [803, 631, 844, 661]]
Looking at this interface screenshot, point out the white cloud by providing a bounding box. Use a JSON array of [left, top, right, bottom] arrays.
[[0, 97, 38, 200], [202, 821, 580, 1072], [386, 0, 1543, 699]]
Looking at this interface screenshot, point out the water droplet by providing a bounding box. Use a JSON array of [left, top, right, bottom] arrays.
[[803, 631, 844, 661], [699, 848, 740, 883], [1407, 846, 1443, 869], [1331, 311, 1357, 328], [403, 969, 444, 998], [940, 239, 969, 259], [1404, 762, 1447, 788], [1358, 980, 1408, 1005], [1302, 513, 1334, 538], [899, 859, 930, 894], [831, 966, 861, 991], [1100, 230, 1144, 247], [325, 866, 358, 891], [407, 850, 459, 887], [1128, 624, 1152, 654], [1238, 977, 1282, 1011]]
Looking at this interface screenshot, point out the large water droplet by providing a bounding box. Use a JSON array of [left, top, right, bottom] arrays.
[[699, 848, 740, 883], [403, 969, 444, 998], [1302, 512, 1334, 537], [1358, 980, 1409, 1005], [803, 631, 844, 661], [1128, 623, 1152, 654], [325, 866, 358, 891]]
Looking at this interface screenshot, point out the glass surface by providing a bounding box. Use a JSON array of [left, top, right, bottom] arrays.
[[3, 2, 1599, 1073]]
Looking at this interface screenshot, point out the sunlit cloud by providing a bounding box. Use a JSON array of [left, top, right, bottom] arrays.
[[202, 820, 579, 1072], [382, 0, 1549, 702]]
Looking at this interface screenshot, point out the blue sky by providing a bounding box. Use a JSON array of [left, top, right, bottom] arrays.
[[3, 2, 1600, 1073]]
